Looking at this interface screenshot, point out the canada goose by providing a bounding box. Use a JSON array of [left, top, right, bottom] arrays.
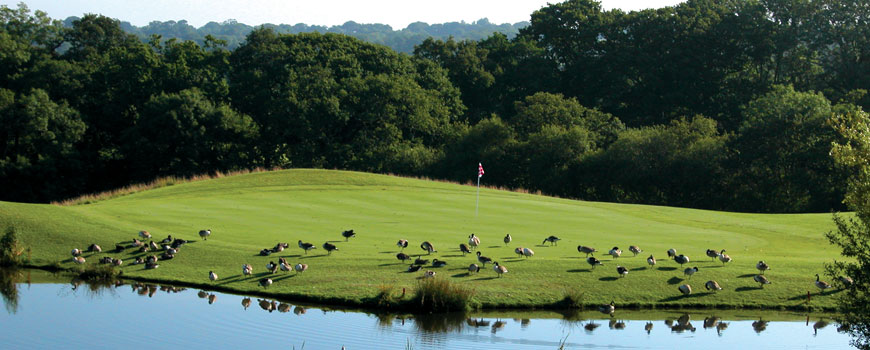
[[432, 259, 447, 267], [130, 239, 143, 248], [578, 245, 597, 257], [396, 252, 410, 263], [667, 248, 677, 258], [139, 230, 151, 239], [543, 235, 561, 246], [705, 249, 719, 261], [71, 248, 82, 257], [133, 257, 144, 265], [587, 256, 603, 269], [198, 229, 210, 240], [705, 280, 722, 292], [160, 252, 174, 260], [149, 241, 160, 251], [407, 264, 422, 272], [647, 255, 656, 267], [756, 261, 770, 274], [397, 239, 409, 251], [754, 274, 771, 287], [629, 245, 642, 256], [815, 274, 832, 293], [342, 229, 355, 241], [424, 270, 436, 278], [259, 248, 271, 256], [503, 234, 512, 246], [298, 240, 316, 254], [616, 265, 628, 277], [420, 241, 436, 254], [271, 243, 284, 253], [599, 301, 615, 314], [468, 263, 480, 274], [266, 261, 278, 274], [145, 262, 159, 269], [242, 264, 253, 276], [280, 262, 292, 272], [684, 267, 699, 278], [468, 234, 480, 250], [514, 247, 525, 258], [476, 251, 492, 266], [99, 256, 114, 264], [73, 256, 86, 264], [414, 257, 429, 265], [609, 247, 622, 258], [839, 276, 854, 288], [294, 263, 308, 274], [493, 262, 508, 277], [678, 284, 692, 295], [322, 242, 338, 255], [522, 247, 534, 258], [146, 255, 158, 264], [259, 278, 272, 288], [159, 235, 172, 244], [459, 244, 471, 256], [674, 254, 689, 266], [112, 258, 122, 266], [87, 244, 102, 253], [242, 297, 251, 310], [718, 249, 731, 264], [165, 246, 178, 255], [171, 238, 187, 248], [208, 271, 218, 281]]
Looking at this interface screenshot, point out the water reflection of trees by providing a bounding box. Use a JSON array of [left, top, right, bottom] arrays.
[[0, 268, 27, 314]]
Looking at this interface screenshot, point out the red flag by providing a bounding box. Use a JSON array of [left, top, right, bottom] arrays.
[[478, 163, 484, 178]]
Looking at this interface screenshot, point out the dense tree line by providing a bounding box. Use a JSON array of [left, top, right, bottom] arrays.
[[0, 1, 866, 213]]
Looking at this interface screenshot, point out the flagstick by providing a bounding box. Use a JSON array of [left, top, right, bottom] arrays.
[[476, 176, 480, 217]]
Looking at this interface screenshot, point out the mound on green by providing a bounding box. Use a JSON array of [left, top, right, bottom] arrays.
[[0, 169, 847, 310]]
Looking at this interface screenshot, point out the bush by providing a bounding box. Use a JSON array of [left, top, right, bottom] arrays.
[[0, 226, 25, 266], [77, 264, 119, 280], [411, 277, 474, 312]]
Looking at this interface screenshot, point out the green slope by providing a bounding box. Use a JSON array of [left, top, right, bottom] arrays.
[[0, 169, 846, 310]]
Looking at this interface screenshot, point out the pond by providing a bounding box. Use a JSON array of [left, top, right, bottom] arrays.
[[0, 269, 854, 349]]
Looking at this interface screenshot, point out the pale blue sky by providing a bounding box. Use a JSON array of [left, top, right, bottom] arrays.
[[1, 0, 684, 29]]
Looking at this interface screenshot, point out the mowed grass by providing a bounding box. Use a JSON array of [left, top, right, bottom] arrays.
[[0, 169, 847, 310]]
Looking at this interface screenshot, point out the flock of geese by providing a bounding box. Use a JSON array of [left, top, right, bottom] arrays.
[[68, 229, 856, 314]]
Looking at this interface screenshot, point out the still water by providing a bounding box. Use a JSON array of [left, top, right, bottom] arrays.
[[0, 271, 853, 349]]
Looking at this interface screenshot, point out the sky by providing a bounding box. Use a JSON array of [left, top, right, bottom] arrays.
[[1, 0, 685, 29]]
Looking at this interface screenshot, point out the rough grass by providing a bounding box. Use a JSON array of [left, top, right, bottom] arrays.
[[0, 169, 849, 311]]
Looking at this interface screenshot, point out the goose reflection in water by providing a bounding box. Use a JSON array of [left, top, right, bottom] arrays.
[[703, 316, 721, 330], [294, 306, 306, 315], [645, 322, 653, 334], [813, 319, 829, 336], [241, 297, 251, 310], [207, 294, 217, 305], [752, 318, 769, 333], [608, 318, 626, 330], [277, 303, 291, 313], [491, 319, 506, 334], [716, 321, 729, 336], [584, 321, 600, 333]]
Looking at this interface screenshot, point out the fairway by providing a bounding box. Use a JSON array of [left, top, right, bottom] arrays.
[[0, 169, 846, 310]]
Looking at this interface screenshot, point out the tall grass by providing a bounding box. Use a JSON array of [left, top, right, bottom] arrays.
[[411, 277, 475, 312], [0, 226, 26, 266]]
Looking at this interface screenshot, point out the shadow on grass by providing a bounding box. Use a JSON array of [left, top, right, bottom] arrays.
[[630, 267, 648, 271], [659, 293, 709, 302], [567, 269, 590, 273], [327, 240, 343, 243], [735, 286, 762, 292], [473, 276, 498, 281], [272, 274, 297, 282], [737, 274, 755, 278], [787, 289, 843, 300], [452, 273, 470, 278], [487, 246, 501, 248], [599, 277, 619, 282], [657, 267, 677, 271], [667, 277, 684, 285], [379, 251, 396, 254], [378, 263, 403, 267], [442, 254, 465, 258]]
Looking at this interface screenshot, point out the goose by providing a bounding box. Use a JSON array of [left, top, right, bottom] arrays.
[[647, 255, 656, 267], [667, 248, 677, 258], [476, 251, 492, 267], [705, 280, 722, 292], [99, 256, 114, 264], [209, 271, 218, 281], [814, 274, 832, 293], [198, 229, 210, 240], [578, 245, 597, 257], [259, 248, 271, 256], [114, 244, 125, 252], [145, 262, 159, 269], [73, 256, 86, 264], [266, 261, 278, 274], [259, 278, 272, 288], [543, 235, 561, 246], [298, 240, 316, 254], [503, 234, 512, 246], [514, 247, 525, 258], [718, 249, 731, 265], [599, 301, 615, 315], [396, 252, 410, 263], [629, 245, 642, 256], [87, 244, 102, 253], [414, 257, 429, 266], [493, 262, 508, 277], [459, 244, 471, 256], [242, 297, 251, 310], [397, 239, 409, 251], [165, 246, 178, 255], [280, 262, 292, 272], [678, 284, 692, 295], [432, 259, 447, 267], [756, 261, 770, 274], [705, 249, 719, 261], [424, 270, 436, 278], [322, 242, 338, 255], [242, 264, 253, 276], [160, 252, 174, 260], [407, 264, 422, 272], [839, 276, 854, 288], [608, 247, 622, 259], [420, 241, 436, 255], [674, 254, 689, 266], [468, 234, 480, 250], [294, 263, 308, 274], [139, 230, 151, 239], [149, 241, 160, 251], [146, 255, 158, 264], [171, 238, 188, 248], [754, 274, 771, 287], [341, 229, 355, 241], [587, 256, 603, 269], [522, 247, 534, 258], [130, 239, 143, 248], [159, 235, 172, 244], [616, 265, 628, 278], [684, 266, 699, 278], [71, 248, 82, 257], [468, 263, 480, 274], [112, 258, 122, 266], [271, 243, 284, 253], [133, 257, 144, 265]]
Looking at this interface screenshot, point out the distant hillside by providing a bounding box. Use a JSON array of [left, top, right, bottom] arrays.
[[62, 16, 528, 53]]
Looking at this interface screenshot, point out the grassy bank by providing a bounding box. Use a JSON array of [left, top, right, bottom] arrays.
[[0, 169, 847, 311]]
